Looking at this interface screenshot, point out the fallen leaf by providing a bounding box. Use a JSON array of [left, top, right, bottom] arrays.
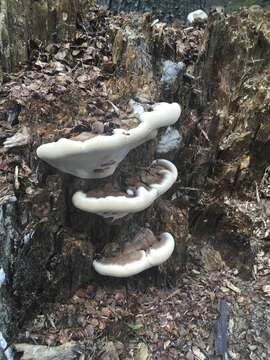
[[127, 322, 144, 330]]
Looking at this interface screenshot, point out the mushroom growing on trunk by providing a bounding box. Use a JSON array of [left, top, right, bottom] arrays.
[[72, 159, 178, 220], [93, 229, 175, 277], [37, 101, 181, 277], [36, 102, 181, 179]]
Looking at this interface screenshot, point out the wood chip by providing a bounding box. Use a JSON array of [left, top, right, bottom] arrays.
[[262, 284, 270, 295], [135, 343, 149, 360], [225, 280, 241, 294], [192, 346, 206, 360]]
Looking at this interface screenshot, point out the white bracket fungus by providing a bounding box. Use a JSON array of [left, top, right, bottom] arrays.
[[36, 102, 181, 179], [93, 231, 175, 277], [72, 159, 178, 220], [0, 332, 13, 360], [0, 268, 5, 288], [129, 99, 145, 117], [3, 127, 30, 149], [187, 9, 208, 24], [161, 60, 185, 89], [157, 126, 182, 154]]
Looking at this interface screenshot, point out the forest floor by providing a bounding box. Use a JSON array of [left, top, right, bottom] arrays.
[[17, 244, 270, 360]]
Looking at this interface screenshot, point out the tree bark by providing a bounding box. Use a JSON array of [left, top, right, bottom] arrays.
[[0, 6, 191, 346], [0, 0, 94, 76]]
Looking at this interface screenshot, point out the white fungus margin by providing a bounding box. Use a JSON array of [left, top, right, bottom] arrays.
[[93, 232, 175, 277], [0, 268, 5, 288], [36, 102, 181, 179], [0, 332, 13, 360], [72, 159, 178, 220], [187, 9, 208, 24]]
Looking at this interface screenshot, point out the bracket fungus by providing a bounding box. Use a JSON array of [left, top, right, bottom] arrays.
[[93, 229, 175, 277], [187, 9, 208, 24], [36, 102, 181, 179], [72, 159, 178, 220], [36, 100, 181, 277], [157, 126, 182, 154], [4, 126, 30, 149]]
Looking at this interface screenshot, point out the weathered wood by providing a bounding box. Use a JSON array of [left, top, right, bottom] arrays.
[[0, 8, 191, 345], [15, 342, 82, 360], [0, 194, 19, 340], [0, 0, 94, 75]]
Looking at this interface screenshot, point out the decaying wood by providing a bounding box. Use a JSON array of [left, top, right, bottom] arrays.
[[0, 194, 19, 340], [14, 342, 82, 360], [0, 4, 192, 343], [0, 0, 95, 75]]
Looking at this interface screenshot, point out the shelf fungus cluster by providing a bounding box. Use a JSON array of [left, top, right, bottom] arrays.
[[93, 229, 175, 277], [37, 102, 181, 179], [187, 9, 208, 24], [72, 159, 177, 221], [37, 102, 181, 277]]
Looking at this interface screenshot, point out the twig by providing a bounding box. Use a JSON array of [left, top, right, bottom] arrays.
[[165, 288, 181, 301], [14, 166, 20, 190], [255, 181, 261, 204], [178, 186, 201, 191]]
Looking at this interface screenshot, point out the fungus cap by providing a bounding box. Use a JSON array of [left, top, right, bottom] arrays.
[[187, 9, 208, 24], [93, 232, 175, 277], [72, 159, 178, 220], [36, 102, 181, 179]]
